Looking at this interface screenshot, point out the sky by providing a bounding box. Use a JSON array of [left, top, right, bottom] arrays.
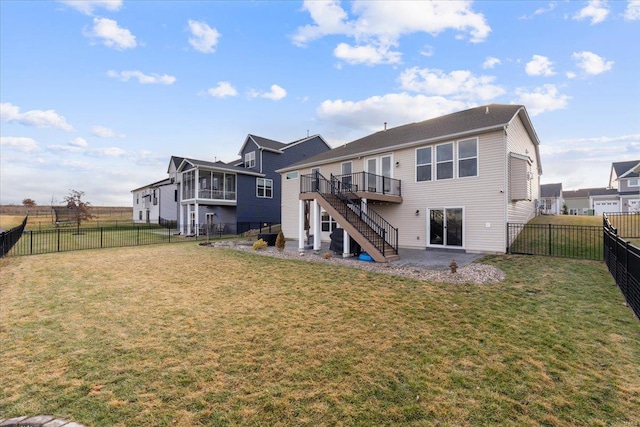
[[1, 0, 639, 207]]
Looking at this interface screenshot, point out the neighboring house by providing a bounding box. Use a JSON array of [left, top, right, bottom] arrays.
[[590, 187, 623, 215], [562, 189, 592, 215], [278, 104, 542, 262], [540, 183, 563, 215], [608, 160, 640, 213], [132, 156, 183, 224], [132, 178, 178, 224], [175, 134, 331, 235]]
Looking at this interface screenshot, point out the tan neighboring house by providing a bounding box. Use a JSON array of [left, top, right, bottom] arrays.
[[278, 104, 542, 262]]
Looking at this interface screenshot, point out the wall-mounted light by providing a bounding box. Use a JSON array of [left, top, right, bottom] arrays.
[[415, 209, 420, 216], [395, 161, 400, 168]]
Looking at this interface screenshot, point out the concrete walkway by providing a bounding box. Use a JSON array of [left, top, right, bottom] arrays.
[[286, 240, 485, 270]]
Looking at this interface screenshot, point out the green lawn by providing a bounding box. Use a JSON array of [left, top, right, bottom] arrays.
[[1, 244, 639, 426]]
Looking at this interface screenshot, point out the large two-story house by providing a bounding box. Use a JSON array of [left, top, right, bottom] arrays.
[[174, 134, 331, 235], [132, 156, 183, 225], [278, 104, 542, 262]]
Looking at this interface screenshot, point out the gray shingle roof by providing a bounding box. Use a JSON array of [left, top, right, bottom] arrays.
[[541, 183, 562, 198], [180, 158, 264, 176], [248, 134, 286, 151], [613, 160, 640, 178], [280, 104, 531, 170]]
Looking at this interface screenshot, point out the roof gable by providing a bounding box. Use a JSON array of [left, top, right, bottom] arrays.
[[237, 134, 286, 156], [614, 160, 640, 179]]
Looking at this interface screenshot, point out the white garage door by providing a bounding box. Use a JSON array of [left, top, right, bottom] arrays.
[[594, 200, 620, 215]]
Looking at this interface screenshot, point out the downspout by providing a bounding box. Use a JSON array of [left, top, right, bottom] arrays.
[[503, 125, 509, 253]]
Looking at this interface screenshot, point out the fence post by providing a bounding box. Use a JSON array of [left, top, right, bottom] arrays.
[[30, 230, 33, 255], [57, 228, 61, 252], [100, 228, 103, 248], [136, 227, 140, 246], [548, 224, 552, 256]]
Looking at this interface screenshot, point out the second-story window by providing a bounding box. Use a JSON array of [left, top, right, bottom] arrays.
[[257, 178, 273, 198], [416, 147, 432, 182], [245, 151, 256, 168], [458, 138, 478, 178], [436, 143, 454, 180]]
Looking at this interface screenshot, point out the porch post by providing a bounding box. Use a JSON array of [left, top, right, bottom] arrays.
[[313, 199, 321, 252], [343, 228, 351, 258], [298, 199, 305, 252], [179, 203, 184, 234], [194, 202, 199, 236]]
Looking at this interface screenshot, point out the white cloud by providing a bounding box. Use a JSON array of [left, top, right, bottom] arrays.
[[96, 147, 127, 157], [249, 84, 287, 101], [398, 67, 505, 101], [625, 1, 640, 20], [572, 51, 614, 75], [187, 20, 221, 53], [207, 82, 238, 98], [483, 56, 501, 69], [293, 1, 491, 65], [0, 102, 74, 131], [512, 84, 570, 115], [0, 136, 39, 152], [573, 0, 609, 24], [566, 71, 577, 79], [85, 17, 137, 50], [419, 45, 434, 57], [58, 0, 122, 15], [107, 70, 176, 85], [91, 125, 124, 138], [317, 92, 468, 132], [69, 137, 88, 148], [334, 42, 401, 66], [519, 1, 557, 19], [525, 55, 555, 76]]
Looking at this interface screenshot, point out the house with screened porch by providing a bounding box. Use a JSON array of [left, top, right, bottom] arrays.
[[278, 104, 542, 262], [175, 134, 331, 235]]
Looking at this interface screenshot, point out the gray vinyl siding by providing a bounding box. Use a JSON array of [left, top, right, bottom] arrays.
[[281, 130, 511, 253]]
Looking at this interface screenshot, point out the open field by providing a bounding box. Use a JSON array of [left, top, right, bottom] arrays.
[[1, 244, 639, 426], [0, 207, 133, 231]]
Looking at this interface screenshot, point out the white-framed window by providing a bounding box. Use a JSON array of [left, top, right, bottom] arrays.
[[458, 138, 478, 178], [341, 162, 353, 190], [436, 142, 454, 180], [245, 151, 256, 168], [321, 210, 338, 232], [629, 178, 639, 187], [286, 171, 299, 180], [256, 178, 273, 198], [416, 146, 432, 182]]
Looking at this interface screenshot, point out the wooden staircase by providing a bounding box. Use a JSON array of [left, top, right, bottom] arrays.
[[303, 173, 399, 262]]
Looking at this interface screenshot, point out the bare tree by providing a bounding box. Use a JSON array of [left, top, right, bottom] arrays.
[[63, 189, 94, 233]]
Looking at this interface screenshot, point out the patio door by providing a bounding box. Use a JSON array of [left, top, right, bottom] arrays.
[[428, 208, 464, 248], [366, 155, 392, 193]]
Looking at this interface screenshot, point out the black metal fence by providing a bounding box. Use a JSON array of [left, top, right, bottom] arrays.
[[507, 223, 603, 260], [0, 216, 28, 258], [604, 214, 640, 320], [3, 221, 279, 257]]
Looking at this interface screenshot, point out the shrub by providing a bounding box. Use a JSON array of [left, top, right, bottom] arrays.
[[252, 239, 268, 251], [275, 230, 286, 252]]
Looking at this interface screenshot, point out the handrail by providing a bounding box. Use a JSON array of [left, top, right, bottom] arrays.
[[332, 172, 401, 197], [301, 173, 398, 256]]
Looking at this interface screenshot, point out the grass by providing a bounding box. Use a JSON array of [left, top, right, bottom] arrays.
[[510, 215, 604, 260], [1, 244, 639, 426]]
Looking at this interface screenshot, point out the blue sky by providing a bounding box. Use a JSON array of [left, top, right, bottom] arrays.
[[1, 0, 639, 206]]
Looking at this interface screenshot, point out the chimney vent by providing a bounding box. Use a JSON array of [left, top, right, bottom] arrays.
[[384, 122, 387, 131], [485, 106, 489, 114]]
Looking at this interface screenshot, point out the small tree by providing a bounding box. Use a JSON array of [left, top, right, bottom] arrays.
[[63, 189, 94, 233], [275, 230, 286, 252], [22, 198, 36, 214], [561, 203, 568, 215]]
